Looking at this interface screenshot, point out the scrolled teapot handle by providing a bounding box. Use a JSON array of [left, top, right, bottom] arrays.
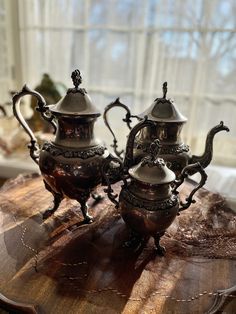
[[12, 85, 57, 164], [101, 154, 127, 208], [123, 116, 155, 172], [103, 98, 141, 159], [173, 162, 208, 212]]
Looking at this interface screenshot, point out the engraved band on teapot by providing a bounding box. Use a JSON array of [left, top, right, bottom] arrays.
[[120, 188, 178, 211], [135, 141, 189, 155], [42, 142, 106, 159]]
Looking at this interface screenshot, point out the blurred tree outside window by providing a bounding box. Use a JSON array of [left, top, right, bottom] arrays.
[[0, 0, 235, 166]]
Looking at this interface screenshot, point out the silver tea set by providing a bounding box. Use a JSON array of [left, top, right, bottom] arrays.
[[12, 69, 229, 253]]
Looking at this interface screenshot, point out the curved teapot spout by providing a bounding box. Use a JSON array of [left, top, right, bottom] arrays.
[[190, 121, 229, 170]]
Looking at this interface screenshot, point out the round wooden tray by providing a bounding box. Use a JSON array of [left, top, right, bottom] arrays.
[[0, 174, 235, 313]]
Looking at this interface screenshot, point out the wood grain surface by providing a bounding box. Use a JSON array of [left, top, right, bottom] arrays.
[[0, 173, 235, 314]]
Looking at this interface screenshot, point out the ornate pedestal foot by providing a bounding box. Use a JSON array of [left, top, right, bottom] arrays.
[[154, 233, 166, 256], [123, 230, 146, 250], [91, 192, 103, 202], [43, 181, 63, 219], [79, 196, 93, 224]]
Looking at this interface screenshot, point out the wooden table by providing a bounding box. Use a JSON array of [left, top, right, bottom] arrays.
[[0, 174, 235, 314]]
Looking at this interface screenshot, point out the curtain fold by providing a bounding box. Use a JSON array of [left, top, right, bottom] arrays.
[[15, 0, 236, 165]]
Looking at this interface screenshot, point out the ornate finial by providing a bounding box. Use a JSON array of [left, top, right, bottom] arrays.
[[67, 69, 87, 95], [163, 82, 168, 99], [71, 69, 82, 89], [140, 139, 165, 168], [149, 139, 162, 160]]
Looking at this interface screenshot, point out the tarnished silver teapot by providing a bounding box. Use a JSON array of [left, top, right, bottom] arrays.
[[103, 82, 229, 175], [12, 70, 109, 222], [102, 118, 207, 254]]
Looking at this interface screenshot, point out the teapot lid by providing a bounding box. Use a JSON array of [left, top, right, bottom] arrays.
[[128, 140, 176, 185], [138, 82, 187, 123], [49, 69, 100, 117]]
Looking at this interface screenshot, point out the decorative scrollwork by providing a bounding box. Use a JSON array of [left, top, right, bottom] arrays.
[[120, 188, 178, 211], [160, 143, 190, 155], [42, 142, 106, 159], [135, 140, 189, 155]]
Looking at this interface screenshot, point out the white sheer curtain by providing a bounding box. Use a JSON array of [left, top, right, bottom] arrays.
[[0, 0, 13, 103], [14, 0, 236, 166]]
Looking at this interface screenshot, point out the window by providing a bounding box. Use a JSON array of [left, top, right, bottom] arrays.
[[2, 0, 236, 165]]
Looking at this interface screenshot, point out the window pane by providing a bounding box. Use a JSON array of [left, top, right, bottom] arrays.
[[89, 0, 144, 27], [89, 30, 136, 89]]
